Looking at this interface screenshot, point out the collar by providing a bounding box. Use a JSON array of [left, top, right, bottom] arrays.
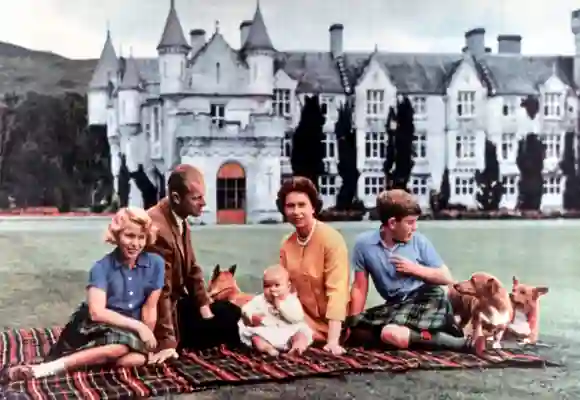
[[111, 249, 150, 269], [374, 229, 405, 251], [171, 208, 185, 229]]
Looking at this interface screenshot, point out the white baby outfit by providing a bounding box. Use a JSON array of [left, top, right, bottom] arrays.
[[238, 293, 313, 351]]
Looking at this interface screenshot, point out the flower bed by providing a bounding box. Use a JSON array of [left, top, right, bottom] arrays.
[[368, 207, 580, 221], [318, 208, 367, 222]]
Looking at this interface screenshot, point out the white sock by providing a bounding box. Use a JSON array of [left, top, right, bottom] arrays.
[[31, 360, 66, 378]]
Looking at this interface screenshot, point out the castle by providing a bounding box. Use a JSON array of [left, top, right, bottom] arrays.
[[87, 1, 580, 224]]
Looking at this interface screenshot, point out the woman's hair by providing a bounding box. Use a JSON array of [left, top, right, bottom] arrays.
[[276, 176, 323, 215], [104, 207, 158, 247]]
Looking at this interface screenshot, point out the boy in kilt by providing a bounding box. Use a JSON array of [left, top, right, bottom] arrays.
[[6, 207, 166, 380], [346, 189, 485, 354]]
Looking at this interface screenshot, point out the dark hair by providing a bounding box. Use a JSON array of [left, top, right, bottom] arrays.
[[167, 169, 189, 196], [276, 176, 323, 215], [375, 189, 421, 224]]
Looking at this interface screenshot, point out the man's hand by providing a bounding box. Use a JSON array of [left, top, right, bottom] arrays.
[[390, 255, 422, 277], [250, 314, 265, 327], [148, 348, 179, 364], [200, 305, 214, 320]]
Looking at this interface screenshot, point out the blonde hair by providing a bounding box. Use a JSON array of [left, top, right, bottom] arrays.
[[104, 207, 158, 247]]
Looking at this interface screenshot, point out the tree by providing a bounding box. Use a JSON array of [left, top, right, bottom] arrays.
[[383, 96, 416, 191], [290, 95, 326, 190], [516, 134, 545, 210], [130, 164, 158, 209], [559, 131, 580, 210], [0, 91, 112, 210], [118, 153, 130, 208], [430, 168, 450, 213], [334, 100, 360, 210], [475, 139, 504, 211]]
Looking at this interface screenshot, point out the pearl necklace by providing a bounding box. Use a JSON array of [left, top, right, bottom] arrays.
[[296, 220, 317, 247]]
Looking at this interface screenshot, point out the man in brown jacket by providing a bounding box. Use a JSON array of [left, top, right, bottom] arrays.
[[146, 164, 242, 363]]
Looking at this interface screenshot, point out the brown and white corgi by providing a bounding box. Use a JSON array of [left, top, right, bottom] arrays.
[[449, 272, 513, 349], [507, 276, 548, 345]]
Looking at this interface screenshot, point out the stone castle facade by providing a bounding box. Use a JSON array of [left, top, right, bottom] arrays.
[[87, 1, 580, 224]]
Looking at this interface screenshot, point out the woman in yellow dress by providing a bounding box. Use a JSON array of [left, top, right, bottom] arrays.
[[277, 176, 350, 355]]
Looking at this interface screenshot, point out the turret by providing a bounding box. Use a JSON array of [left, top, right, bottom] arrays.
[[118, 56, 142, 126], [572, 9, 580, 88], [241, 2, 275, 96], [88, 29, 118, 126], [157, 0, 190, 95]]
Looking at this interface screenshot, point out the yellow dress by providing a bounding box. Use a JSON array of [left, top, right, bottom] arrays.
[[279, 221, 350, 341]]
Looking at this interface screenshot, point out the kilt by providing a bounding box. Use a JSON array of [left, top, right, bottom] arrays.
[[346, 284, 462, 335], [45, 303, 148, 362]]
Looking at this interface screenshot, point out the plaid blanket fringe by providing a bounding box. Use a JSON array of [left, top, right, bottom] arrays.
[[0, 326, 558, 400]]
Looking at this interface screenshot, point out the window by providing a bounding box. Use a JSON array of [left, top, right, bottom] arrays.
[[540, 133, 561, 159], [457, 91, 475, 117], [543, 93, 561, 118], [455, 134, 477, 159], [500, 133, 516, 160], [216, 177, 245, 209], [366, 90, 385, 116], [281, 132, 292, 157], [320, 95, 336, 120], [414, 131, 427, 159], [152, 106, 160, 142], [502, 97, 518, 117], [501, 175, 518, 196], [543, 176, 561, 194], [454, 176, 475, 195], [273, 89, 291, 117], [319, 175, 341, 197], [411, 96, 427, 117], [365, 131, 388, 159], [210, 103, 225, 128], [322, 133, 336, 159], [410, 176, 428, 196], [364, 176, 385, 196]]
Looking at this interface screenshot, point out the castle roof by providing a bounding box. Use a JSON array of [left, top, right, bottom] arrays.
[[157, 0, 190, 52], [89, 30, 117, 89], [119, 56, 141, 90], [241, 2, 275, 52]]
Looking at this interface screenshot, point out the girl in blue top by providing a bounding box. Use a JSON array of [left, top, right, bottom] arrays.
[[8, 207, 166, 380]]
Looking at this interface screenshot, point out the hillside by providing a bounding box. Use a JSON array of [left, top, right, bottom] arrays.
[[0, 41, 97, 95]]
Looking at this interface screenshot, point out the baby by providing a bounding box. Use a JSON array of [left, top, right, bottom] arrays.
[[238, 265, 313, 356]]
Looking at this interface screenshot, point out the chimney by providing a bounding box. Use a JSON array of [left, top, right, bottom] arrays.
[[497, 35, 522, 54], [571, 9, 580, 89], [464, 28, 486, 56], [240, 20, 252, 47], [189, 29, 205, 56], [329, 23, 344, 58]]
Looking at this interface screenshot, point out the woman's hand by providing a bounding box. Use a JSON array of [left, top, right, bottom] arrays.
[[323, 341, 346, 355]]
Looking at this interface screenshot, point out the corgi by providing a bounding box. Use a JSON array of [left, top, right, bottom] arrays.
[[449, 272, 513, 349], [207, 264, 254, 308], [507, 276, 548, 345]]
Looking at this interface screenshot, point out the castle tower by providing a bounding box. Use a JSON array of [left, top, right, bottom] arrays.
[[241, 2, 275, 97], [157, 0, 190, 95], [118, 56, 142, 127], [88, 29, 118, 126], [572, 9, 580, 89]]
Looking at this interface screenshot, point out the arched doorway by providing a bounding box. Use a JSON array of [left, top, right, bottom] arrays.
[[216, 162, 246, 224]]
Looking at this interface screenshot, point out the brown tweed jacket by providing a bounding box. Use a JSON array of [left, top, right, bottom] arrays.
[[146, 197, 210, 350]]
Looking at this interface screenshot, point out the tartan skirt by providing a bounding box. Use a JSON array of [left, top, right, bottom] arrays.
[[346, 284, 462, 335], [44, 303, 148, 362]]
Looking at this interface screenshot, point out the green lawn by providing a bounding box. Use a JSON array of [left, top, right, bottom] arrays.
[[0, 219, 576, 399]]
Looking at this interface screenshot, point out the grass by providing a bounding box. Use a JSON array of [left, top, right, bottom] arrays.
[[0, 219, 577, 399]]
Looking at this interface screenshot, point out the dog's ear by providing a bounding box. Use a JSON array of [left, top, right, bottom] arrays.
[[229, 264, 237, 276], [485, 278, 500, 295], [512, 276, 519, 287], [212, 265, 221, 280], [533, 286, 549, 299]]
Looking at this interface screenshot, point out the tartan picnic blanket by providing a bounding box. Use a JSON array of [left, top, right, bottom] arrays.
[[0, 326, 558, 399]]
